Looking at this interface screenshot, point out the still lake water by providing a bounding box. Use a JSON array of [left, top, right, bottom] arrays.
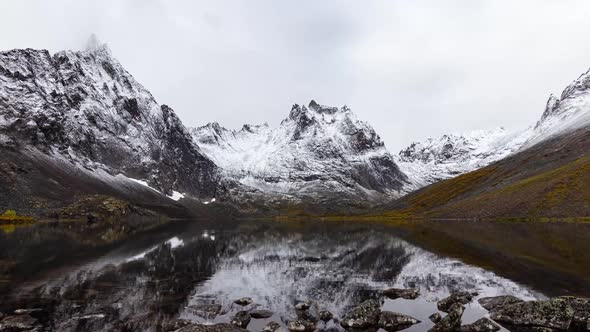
[[1, 219, 589, 331]]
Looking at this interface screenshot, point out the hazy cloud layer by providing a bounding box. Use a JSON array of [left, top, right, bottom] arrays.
[[2, 0, 590, 150]]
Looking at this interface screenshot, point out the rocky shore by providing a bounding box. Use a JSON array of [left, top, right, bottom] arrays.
[[2, 287, 589, 332]]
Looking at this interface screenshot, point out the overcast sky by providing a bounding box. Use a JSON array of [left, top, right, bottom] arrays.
[[2, 1, 590, 150]]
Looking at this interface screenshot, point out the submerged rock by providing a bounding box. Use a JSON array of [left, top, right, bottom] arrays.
[[319, 310, 333, 322], [231, 311, 252, 329], [378, 311, 421, 331], [234, 297, 254, 306], [490, 297, 589, 331], [189, 304, 223, 319], [0, 314, 39, 331], [459, 318, 500, 332], [429, 313, 442, 323], [161, 319, 192, 332], [429, 303, 464, 332], [437, 291, 474, 313], [287, 319, 315, 332], [295, 301, 312, 311], [250, 309, 274, 319], [383, 288, 420, 300], [340, 299, 382, 329], [176, 323, 248, 332], [262, 321, 284, 332], [477, 295, 523, 312]]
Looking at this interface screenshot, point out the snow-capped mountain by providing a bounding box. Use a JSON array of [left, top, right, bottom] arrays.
[[191, 100, 408, 201], [397, 69, 590, 191], [0, 37, 219, 201], [396, 128, 528, 190]]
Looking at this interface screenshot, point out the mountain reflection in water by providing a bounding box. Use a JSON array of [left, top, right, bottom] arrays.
[[0, 219, 573, 331]]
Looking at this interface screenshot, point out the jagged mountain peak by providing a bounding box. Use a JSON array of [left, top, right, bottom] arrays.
[[0, 44, 219, 200], [191, 102, 407, 200]]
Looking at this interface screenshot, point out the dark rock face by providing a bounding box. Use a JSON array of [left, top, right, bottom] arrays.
[[318, 310, 333, 322], [250, 310, 273, 319], [233, 297, 253, 306], [429, 303, 464, 332], [0, 44, 220, 203], [428, 313, 442, 323], [230, 311, 251, 329], [490, 297, 590, 331], [287, 319, 315, 332], [383, 288, 420, 300], [340, 299, 382, 329], [437, 291, 474, 312], [295, 301, 311, 311], [262, 321, 284, 332], [176, 323, 248, 332], [161, 319, 192, 332], [378, 311, 420, 332], [477, 295, 523, 313], [188, 303, 223, 319], [459, 318, 500, 332]]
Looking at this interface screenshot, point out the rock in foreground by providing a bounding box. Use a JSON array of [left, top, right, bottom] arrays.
[[176, 323, 248, 332], [262, 321, 284, 332], [490, 297, 589, 331], [383, 288, 420, 300], [459, 318, 500, 332], [429, 303, 464, 332], [437, 291, 474, 313], [287, 319, 315, 332], [378, 311, 421, 331], [230, 311, 251, 329], [340, 299, 382, 329], [477, 295, 523, 313]]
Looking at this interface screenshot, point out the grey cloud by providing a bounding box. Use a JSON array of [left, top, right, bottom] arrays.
[[1, 0, 590, 150]]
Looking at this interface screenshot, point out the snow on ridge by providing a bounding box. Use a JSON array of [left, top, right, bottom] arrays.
[[190, 100, 407, 199]]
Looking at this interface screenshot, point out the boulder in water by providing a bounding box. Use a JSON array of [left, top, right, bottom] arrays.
[[378, 311, 421, 331]]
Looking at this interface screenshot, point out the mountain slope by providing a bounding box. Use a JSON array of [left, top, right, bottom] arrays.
[[191, 101, 408, 202], [384, 68, 590, 218], [396, 70, 590, 193], [0, 40, 221, 215]]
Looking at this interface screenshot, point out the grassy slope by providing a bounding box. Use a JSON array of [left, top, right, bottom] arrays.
[[384, 127, 590, 219]]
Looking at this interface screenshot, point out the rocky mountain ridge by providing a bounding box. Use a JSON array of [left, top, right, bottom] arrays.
[[191, 100, 408, 202], [0, 39, 222, 214]]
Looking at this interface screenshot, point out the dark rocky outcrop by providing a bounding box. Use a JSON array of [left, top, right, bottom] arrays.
[[287, 319, 315, 332], [383, 288, 420, 300], [459, 318, 500, 332], [230, 311, 251, 329], [429, 313, 442, 323], [340, 299, 382, 329], [318, 310, 333, 322], [250, 310, 273, 319], [160, 319, 192, 332], [477, 295, 523, 313], [490, 297, 590, 331], [437, 291, 474, 312], [188, 304, 223, 320], [378, 311, 420, 331], [233, 297, 253, 306], [176, 323, 248, 332], [262, 321, 284, 332], [429, 303, 464, 332]]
